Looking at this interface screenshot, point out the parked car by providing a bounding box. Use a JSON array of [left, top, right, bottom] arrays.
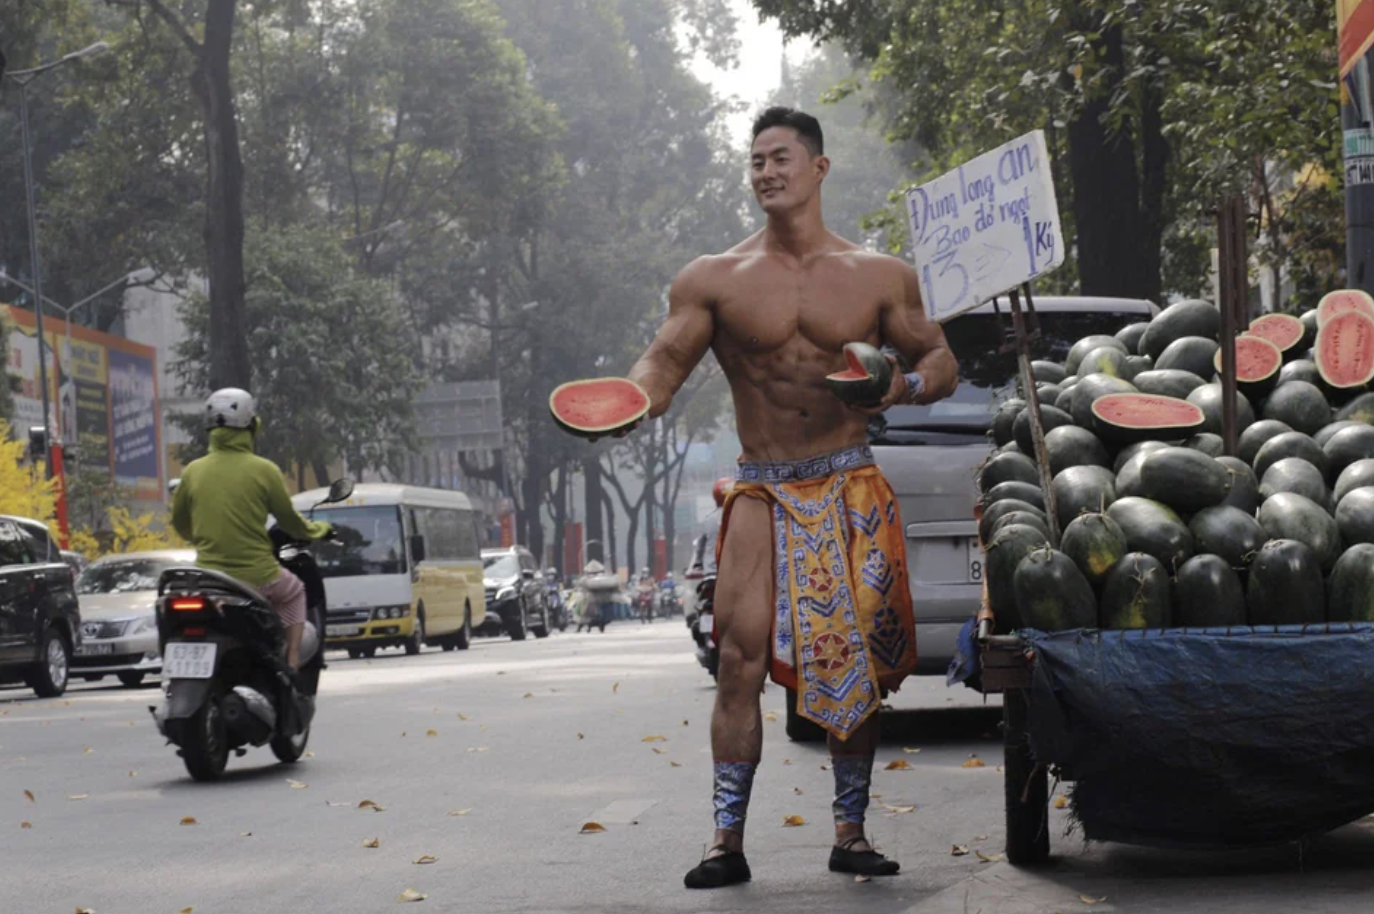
[[782, 296, 1161, 741], [481, 546, 551, 640], [0, 515, 81, 697], [72, 549, 196, 687], [60, 550, 89, 574]]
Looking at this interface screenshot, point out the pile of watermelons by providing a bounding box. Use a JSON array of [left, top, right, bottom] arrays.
[[980, 291, 1374, 632]]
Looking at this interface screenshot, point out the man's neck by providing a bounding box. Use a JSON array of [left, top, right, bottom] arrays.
[[762, 203, 829, 263]]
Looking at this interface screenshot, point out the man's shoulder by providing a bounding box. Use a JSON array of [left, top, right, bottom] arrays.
[[833, 246, 915, 279]]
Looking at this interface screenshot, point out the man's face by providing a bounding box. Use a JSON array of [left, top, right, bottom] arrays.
[[749, 126, 826, 214]]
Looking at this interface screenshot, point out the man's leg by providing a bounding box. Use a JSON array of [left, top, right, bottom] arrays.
[[263, 568, 307, 670], [685, 496, 772, 889], [828, 711, 900, 875]]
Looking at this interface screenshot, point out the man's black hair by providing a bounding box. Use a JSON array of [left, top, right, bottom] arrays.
[[751, 106, 823, 157]]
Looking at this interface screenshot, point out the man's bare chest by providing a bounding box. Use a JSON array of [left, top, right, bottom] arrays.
[[712, 261, 887, 354]]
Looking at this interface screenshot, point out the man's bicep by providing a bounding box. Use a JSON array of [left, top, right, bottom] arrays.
[[883, 263, 946, 360], [629, 259, 715, 411]]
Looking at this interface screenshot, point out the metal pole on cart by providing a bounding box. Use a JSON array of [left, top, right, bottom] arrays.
[[1006, 284, 1061, 544], [1216, 197, 1250, 455]]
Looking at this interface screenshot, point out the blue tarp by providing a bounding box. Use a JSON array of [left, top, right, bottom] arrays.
[[1024, 625, 1374, 848]]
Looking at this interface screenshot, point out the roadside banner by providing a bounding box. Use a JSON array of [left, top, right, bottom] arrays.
[[904, 129, 1065, 323], [1341, 0, 1374, 76], [1341, 0, 1374, 298]]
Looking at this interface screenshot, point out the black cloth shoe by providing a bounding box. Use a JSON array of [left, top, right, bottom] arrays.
[[684, 846, 751, 889], [829, 837, 900, 876]]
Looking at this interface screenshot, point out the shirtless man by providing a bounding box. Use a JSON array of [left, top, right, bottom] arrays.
[[624, 107, 958, 887]]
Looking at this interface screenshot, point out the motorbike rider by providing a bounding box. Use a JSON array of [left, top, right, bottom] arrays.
[[636, 566, 657, 623], [659, 571, 680, 615], [170, 388, 333, 670]]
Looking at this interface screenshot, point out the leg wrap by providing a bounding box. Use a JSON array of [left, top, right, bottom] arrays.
[[832, 753, 875, 826], [712, 760, 758, 834]]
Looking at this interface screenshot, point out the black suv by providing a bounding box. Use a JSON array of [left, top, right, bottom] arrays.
[[481, 546, 551, 640], [0, 516, 81, 697]]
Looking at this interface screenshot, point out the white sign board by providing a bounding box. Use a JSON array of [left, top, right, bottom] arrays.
[[904, 130, 1065, 323]]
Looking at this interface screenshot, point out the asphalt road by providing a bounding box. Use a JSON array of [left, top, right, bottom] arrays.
[[3, 622, 1374, 914]]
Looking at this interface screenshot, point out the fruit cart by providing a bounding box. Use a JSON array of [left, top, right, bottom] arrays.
[[970, 612, 1374, 863]]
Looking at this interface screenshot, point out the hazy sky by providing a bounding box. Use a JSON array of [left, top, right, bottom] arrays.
[[689, 0, 815, 149]]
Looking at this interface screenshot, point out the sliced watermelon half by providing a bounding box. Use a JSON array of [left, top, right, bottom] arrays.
[[1316, 310, 1374, 389], [1090, 392, 1207, 444], [1245, 313, 1306, 356], [549, 377, 651, 438], [1317, 289, 1374, 328], [825, 341, 893, 406], [1214, 335, 1283, 398]]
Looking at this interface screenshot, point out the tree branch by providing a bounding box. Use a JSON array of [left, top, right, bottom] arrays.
[[137, 0, 203, 56]]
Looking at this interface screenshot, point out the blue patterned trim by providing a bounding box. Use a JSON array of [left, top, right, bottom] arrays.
[[736, 445, 875, 484], [832, 754, 876, 826], [713, 761, 758, 833]]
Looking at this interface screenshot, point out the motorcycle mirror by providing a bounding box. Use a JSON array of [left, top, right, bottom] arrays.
[[325, 477, 355, 504]]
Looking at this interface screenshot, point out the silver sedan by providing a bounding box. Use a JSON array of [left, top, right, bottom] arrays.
[[72, 550, 196, 687]]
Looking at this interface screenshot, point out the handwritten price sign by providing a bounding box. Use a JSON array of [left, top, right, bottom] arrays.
[[904, 130, 1065, 323]]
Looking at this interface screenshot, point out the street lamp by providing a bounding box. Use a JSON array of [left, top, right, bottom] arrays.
[[4, 41, 109, 470]]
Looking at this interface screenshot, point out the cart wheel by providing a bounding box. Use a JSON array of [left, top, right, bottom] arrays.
[[1003, 689, 1050, 865]]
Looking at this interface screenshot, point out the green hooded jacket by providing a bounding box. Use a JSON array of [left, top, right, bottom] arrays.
[[170, 426, 331, 587]]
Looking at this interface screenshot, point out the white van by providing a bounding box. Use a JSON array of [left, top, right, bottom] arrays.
[[290, 483, 487, 658]]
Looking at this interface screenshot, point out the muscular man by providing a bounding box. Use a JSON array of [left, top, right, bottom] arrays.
[[620, 107, 958, 887]]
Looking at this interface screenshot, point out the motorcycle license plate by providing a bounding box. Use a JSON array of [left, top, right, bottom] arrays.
[[163, 642, 217, 679], [698, 612, 713, 634]]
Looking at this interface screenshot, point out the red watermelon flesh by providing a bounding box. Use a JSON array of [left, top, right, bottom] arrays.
[[825, 341, 893, 405], [549, 378, 651, 436], [1215, 335, 1282, 384], [1091, 393, 1206, 442], [1245, 313, 1305, 353], [831, 345, 873, 380], [1318, 290, 1374, 328], [1316, 311, 1374, 389]]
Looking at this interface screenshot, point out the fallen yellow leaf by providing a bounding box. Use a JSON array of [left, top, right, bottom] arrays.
[[305, 751, 315, 757], [1054, 796, 1069, 809], [129, 771, 137, 778], [241, 832, 252, 837], [651, 747, 665, 755], [82, 747, 94, 755], [397, 888, 427, 902], [362, 837, 380, 848], [577, 733, 584, 740], [77, 909, 95, 914], [179, 816, 197, 826], [903, 747, 922, 754], [1079, 896, 1107, 906], [682, 719, 689, 726], [522, 693, 533, 699], [885, 760, 913, 771], [448, 809, 473, 816], [641, 735, 667, 743], [612, 682, 620, 693], [23, 790, 34, 803], [457, 713, 471, 721], [881, 803, 918, 816], [782, 814, 806, 827], [21, 821, 31, 829], [580, 822, 607, 834], [286, 779, 309, 790], [763, 711, 779, 722], [69, 794, 89, 801], [669, 761, 682, 768], [962, 758, 987, 769], [413, 855, 438, 865], [951, 844, 970, 856], [782, 758, 792, 765], [358, 800, 386, 812], [975, 850, 1005, 863], [179, 909, 193, 914], [426, 729, 439, 737], [854, 874, 871, 883]]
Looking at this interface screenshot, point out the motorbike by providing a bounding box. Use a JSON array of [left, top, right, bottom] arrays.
[[657, 585, 683, 618], [545, 569, 569, 632], [684, 535, 718, 680], [150, 478, 353, 781], [635, 587, 656, 624]]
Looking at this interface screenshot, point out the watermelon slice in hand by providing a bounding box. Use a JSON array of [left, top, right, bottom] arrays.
[[549, 378, 651, 439], [825, 342, 894, 407]]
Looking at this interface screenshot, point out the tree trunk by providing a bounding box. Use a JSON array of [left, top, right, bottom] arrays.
[[643, 423, 658, 575], [310, 456, 330, 490], [583, 455, 605, 565], [195, 0, 252, 391], [1138, 74, 1169, 306], [603, 488, 618, 574], [550, 461, 568, 573]]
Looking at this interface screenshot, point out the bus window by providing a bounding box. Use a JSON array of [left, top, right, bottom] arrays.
[[309, 506, 407, 577]]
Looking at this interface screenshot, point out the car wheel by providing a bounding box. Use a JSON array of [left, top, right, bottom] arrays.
[[405, 611, 425, 656], [117, 671, 146, 688], [454, 604, 472, 651], [361, 646, 377, 659], [27, 628, 70, 698], [347, 648, 363, 659], [784, 688, 826, 743], [506, 599, 528, 641]]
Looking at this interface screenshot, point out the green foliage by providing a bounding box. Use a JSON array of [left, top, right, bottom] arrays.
[[175, 222, 422, 475]]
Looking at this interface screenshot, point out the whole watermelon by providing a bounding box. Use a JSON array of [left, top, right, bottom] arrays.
[[985, 524, 1052, 632], [1173, 555, 1247, 628], [1100, 552, 1171, 629], [1059, 512, 1128, 589], [1013, 547, 1098, 631], [1247, 539, 1324, 625], [1327, 543, 1374, 623]]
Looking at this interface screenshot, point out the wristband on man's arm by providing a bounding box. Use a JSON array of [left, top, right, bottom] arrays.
[[903, 371, 926, 403]]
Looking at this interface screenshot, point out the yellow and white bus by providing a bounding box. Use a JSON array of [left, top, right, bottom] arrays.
[[290, 483, 487, 658]]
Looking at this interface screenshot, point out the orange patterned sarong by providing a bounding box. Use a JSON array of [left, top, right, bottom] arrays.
[[718, 445, 917, 740]]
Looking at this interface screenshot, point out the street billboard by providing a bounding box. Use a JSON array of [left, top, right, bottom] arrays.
[[4, 305, 162, 499], [1341, 0, 1374, 76]]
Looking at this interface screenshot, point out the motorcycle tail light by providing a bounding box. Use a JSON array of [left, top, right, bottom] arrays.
[[170, 596, 208, 613], [182, 627, 207, 636]]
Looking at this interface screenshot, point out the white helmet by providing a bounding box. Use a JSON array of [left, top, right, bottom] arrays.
[[206, 388, 256, 429]]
